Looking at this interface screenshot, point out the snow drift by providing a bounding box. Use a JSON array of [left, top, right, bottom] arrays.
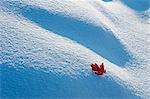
[[1, 0, 150, 98]]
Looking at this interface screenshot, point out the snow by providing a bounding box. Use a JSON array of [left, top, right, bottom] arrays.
[[0, 0, 150, 98]]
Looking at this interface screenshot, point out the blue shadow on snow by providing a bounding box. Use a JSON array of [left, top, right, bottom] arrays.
[[4, 1, 131, 66], [102, 0, 112, 2], [1, 64, 139, 98], [121, 0, 150, 11]]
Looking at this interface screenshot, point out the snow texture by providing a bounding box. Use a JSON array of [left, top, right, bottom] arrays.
[[0, 0, 150, 98]]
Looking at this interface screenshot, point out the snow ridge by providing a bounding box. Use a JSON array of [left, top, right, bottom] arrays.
[[1, 0, 150, 98]]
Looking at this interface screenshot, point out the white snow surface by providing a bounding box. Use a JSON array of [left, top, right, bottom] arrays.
[[0, 0, 150, 98]]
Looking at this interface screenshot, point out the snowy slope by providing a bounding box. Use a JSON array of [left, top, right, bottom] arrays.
[[1, 0, 150, 98]]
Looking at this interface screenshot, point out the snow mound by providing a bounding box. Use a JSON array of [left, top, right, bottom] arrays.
[[1, 0, 150, 98], [0, 9, 136, 98]]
